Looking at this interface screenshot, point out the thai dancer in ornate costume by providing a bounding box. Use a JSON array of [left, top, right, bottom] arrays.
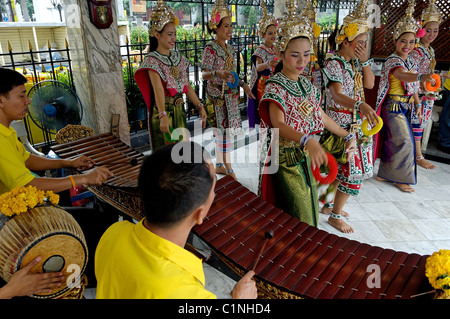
[[135, 0, 207, 151], [201, 0, 255, 180], [375, 0, 435, 193], [247, 0, 278, 130], [409, 0, 443, 169], [320, 0, 379, 233], [258, 0, 356, 227]]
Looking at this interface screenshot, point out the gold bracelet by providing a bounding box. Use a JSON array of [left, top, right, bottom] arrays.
[[69, 175, 76, 188]]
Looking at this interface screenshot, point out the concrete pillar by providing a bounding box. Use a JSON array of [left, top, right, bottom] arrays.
[[62, 0, 130, 144]]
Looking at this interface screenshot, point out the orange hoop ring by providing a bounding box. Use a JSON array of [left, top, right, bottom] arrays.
[[425, 74, 441, 92]]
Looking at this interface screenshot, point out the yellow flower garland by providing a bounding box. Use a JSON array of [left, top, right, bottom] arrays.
[[0, 186, 59, 217], [425, 249, 450, 295]]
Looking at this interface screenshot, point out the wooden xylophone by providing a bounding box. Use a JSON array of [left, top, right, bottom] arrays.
[[193, 175, 432, 299], [50, 133, 145, 220]]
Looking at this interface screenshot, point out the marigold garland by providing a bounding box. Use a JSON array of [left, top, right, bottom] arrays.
[[0, 186, 59, 217], [425, 249, 450, 295]]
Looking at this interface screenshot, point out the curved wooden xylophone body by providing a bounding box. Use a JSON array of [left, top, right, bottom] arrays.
[[193, 176, 432, 299], [51, 132, 145, 220]]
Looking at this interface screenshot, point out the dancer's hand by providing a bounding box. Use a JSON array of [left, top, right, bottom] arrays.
[[159, 115, 171, 134], [242, 83, 256, 99], [415, 105, 422, 118], [199, 107, 207, 128], [355, 43, 368, 63], [346, 138, 356, 160], [359, 102, 379, 127], [217, 70, 234, 83], [419, 73, 435, 86], [305, 138, 328, 169]]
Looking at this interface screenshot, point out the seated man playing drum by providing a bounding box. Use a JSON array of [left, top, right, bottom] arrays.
[[0, 68, 117, 292], [95, 142, 257, 299]]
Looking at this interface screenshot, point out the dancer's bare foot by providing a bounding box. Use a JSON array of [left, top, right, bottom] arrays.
[[375, 176, 387, 182], [416, 156, 436, 169], [395, 183, 415, 192], [328, 214, 354, 233], [215, 164, 227, 175], [227, 170, 237, 180], [321, 205, 349, 217]]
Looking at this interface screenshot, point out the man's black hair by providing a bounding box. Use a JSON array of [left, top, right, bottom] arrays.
[[138, 142, 214, 227], [0, 68, 27, 97]]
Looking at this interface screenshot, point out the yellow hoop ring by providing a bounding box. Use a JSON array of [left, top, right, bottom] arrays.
[[361, 116, 383, 136]]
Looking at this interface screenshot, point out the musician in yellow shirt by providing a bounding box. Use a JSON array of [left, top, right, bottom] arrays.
[[95, 142, 257, 299], [0, 68, 113, 195], [0, 67, 117, 293]]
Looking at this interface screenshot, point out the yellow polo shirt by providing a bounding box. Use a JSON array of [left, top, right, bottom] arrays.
[[95, 219, 216, 299], [444, 68, 450, 91], [0, 123, 34, 194]]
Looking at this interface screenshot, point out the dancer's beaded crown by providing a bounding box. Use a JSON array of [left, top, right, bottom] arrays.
[[421, 0, 443, 26], [208, 0, 231, 31], [277, 0, 314, 52], [335, 0, 370, 44], [258, 0, 277, 37], [148, 0, 178, 37], [393, 0, 420, 40]]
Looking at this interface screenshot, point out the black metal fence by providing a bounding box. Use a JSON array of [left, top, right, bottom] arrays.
[[0, 40, 74, 149]]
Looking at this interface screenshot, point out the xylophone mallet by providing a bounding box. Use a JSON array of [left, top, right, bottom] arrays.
[[251, 229, 274, 272]]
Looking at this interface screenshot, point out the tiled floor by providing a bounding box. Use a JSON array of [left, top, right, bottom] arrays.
[[86, 122, 450, 299]]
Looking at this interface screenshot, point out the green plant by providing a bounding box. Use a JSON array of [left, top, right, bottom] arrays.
[[122, 63, 146, 112]]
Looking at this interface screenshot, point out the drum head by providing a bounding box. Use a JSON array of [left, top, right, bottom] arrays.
[[19, 234, 88, 299]]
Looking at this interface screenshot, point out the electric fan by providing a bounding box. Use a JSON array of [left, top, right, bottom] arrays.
[[27, 80, 83, 134]]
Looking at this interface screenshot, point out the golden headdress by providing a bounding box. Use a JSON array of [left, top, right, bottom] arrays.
[[148, 0, 178, 37], [277, 0, 314, 52], [258, 0, 277, 37], [393, 0, 420, 40], [336, 0, 370, 44], [208, 0, 231, 31], [421, 0, 443, 26]]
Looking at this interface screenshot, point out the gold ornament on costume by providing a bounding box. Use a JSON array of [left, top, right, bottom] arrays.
[[277, 0, 314, 52], [148, 0, 179, 37], [258, 0, 277, 37], [335, 0, 370, 45], [208, 0, 231, 31], [393, 0, 420, 41], [170, 66, 180, 79], [421, 0, 443, 27]]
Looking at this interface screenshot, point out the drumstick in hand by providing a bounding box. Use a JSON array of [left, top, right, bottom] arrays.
[[251, 229, 274, 272]]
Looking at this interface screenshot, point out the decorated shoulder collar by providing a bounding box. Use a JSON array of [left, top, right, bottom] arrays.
[[148, 50, 183, 66], [267, 72, 312, 98], [326, 53, 355, 77]]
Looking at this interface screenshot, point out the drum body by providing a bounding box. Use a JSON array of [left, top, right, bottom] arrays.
[[0, 205, 88, 299]]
